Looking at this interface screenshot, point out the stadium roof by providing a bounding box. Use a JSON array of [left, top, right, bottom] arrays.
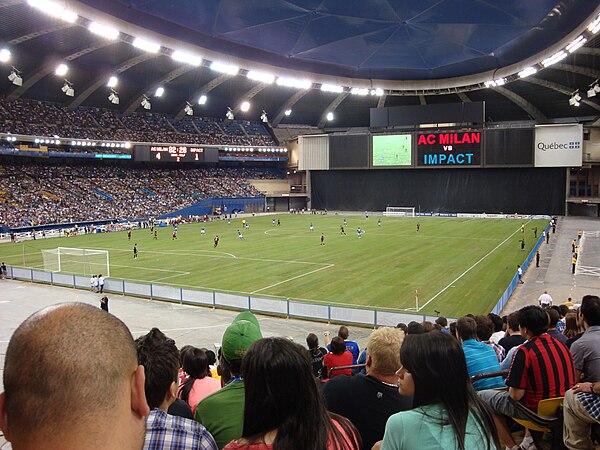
[[1, 0, 599, 128]]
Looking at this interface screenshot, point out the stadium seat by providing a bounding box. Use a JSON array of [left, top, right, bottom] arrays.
[[510, 397, 565, 450]]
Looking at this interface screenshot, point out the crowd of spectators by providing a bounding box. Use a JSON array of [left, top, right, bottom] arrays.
[[0, 164, 281, 228], [0, 98, 277, 147], [1, 295, 599, 449]]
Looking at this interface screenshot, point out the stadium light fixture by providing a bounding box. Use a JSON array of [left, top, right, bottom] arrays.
[[569, 91, 581, 107], [154, 86, 164, 97], [518, 66, 537, 78], [55, 63, 68, 77], [484, 78, 506, 88], [240, 101, 250, 112], [141, 95, 151, 110], [88, 22, 119, 40], [566, 35, 587, 53], [8, 68, 22, 86], [61, 80, 74, 97], [321, 84, 343, 93], [276, 77, 312, 89], [132, 37, 161, 53], [171, 50, 202, 66], [226, 107, 234, 120], [588, 13, 600, 34], [284, 109, 292, 116], [108, 90, 119, 105], [246, 70, 275, 84], [107, 76, 118, 88], [198, 94, 207, 105], [27, 0, 77, 23], [184, 102, 193, 116], [587, 81, 600, 98], [371, 88, 384, 96], [260, 110, 268, 123], [541, 50, 567, 67], [326, 112, 334, 121], [210, 61, 239, 75], [350, 87, 369, 96], [0, 48, 11, 63]]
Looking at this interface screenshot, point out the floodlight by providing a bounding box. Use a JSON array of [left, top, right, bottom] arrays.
[[588, 13, 600, 34], [226, 107, 234, 120], [569, 91, 581, 107], [141, 96, 151, 110], [350, 88, 369, 96], [587, 82, 600, 98], [321, 84, 343, 93], [198, 94, 207, 105], [518, 67, 537, 78], [184, 102, 193, 116], [0, 48, 11, 63], [240, 101, 250, 112], [542, 51, 567, 68], [276, 77, 312, 89], [260, 110, 268, 123], [284, 109, 292, 116], [107, 76, 118, 88], [566, 35, 587, 53], [8, 69, 22, 86], [171, 50, 202, 66], [88, 22, 119, 40], [371, 88, 384, 96], [27, 0, 77, 23], [210, 61, 239, 75], [55, 63, 68, 77], [246, 70, 275, 84], [61, 81, 74, 97], [132, 37, 160, 53], [326, 112, 334, 121], [154, 86, 164, 97]]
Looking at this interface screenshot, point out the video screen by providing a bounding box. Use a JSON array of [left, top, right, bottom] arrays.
[[372, 134, 412, 167]]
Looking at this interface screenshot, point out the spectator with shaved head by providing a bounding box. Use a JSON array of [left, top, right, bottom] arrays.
[[0, 302, 149, 449]]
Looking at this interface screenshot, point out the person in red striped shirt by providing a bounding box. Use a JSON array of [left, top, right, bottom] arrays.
[[479, 305, 576, 450]]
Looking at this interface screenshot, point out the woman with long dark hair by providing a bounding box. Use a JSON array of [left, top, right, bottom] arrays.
[[224, 337, 361, 450], [377, 331, 500, 450], [177, 347, 221, 413]]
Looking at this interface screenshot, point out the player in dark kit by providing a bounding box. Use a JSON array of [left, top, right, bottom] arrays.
[[213, 235, 219, 248], [416, 223, 420, 232], [127, 230, 131, 241], [340, 225, 346, 235], [133, 243, 138, 259], [320, 234, 325, 245], [520, 239, 525, 251], [172, 230, 177, 240], [154, 230, 158, 240]]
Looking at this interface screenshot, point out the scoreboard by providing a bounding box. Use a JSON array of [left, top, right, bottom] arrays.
[[416, 131, 482, 167], [135, 145, 205, 163]]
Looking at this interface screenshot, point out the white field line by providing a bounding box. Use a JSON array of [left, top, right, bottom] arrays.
[[110, 264, 189, 274], [97, 247, 328, 267], [150, 272, 191, 283], [416, 222, 530, 312], [250, 263, 335, 295]]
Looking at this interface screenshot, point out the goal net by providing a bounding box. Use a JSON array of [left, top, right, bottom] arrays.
[[383, 206, 415, 217], [41, 247, 110, 277]]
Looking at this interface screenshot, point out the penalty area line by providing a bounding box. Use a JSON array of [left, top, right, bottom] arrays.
[[416, 220, 531, 312], [250, 264, 335, 295]]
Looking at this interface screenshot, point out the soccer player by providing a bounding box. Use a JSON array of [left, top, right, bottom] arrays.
[[245, 222, 249, 230], [416, 222, 420, 232], [277, 219, 280, 226], [309, 223, 314, 232], [357, 227, 362, 238], [532, 227, 538, 238], [520, 223, 525, 233], [343, 217, 347, 226], [365, 211, 369, 219], [237, 230, 243, 240], [172, 230, 177, 240], [227, 218, 231, 225], [520, 239, 525, 251], [154, 230, 158, 240], [377, 218, 381, 227], [201, 226, 206, 235], [340, 225, 346, 235], [517, 265, 523, 284], [214, 235, 219, 248], [272, 218, 276, 226], [127, 230, 131, 241], [133, 243, 138, 259], [320, 234, 325, 245]]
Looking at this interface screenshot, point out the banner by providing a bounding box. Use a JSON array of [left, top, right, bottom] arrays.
[[535, 124, 582, 167]]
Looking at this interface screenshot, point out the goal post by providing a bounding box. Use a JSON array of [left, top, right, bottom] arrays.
[[383, 206, 416, 217], [42, 247, 110, 277]]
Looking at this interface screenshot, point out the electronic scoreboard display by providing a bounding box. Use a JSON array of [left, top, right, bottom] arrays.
[[134, 145, 205, 163], [372, 134, 412, 167], [416, 131, 482, 167]]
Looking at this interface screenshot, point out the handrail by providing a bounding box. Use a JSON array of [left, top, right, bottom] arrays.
[[327, 363, 367, 378]]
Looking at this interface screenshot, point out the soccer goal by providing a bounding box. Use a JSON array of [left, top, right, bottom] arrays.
[[383, 206, 416, 217], [41, 247, 110, 277]]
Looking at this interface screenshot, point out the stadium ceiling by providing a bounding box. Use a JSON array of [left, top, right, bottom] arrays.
[[0, 0, 599, 129]]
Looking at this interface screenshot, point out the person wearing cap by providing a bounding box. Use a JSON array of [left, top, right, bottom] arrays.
[[195, 311, 262, 449]]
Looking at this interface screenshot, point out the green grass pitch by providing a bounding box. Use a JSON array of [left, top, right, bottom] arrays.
[[0, 215, 547, 317]]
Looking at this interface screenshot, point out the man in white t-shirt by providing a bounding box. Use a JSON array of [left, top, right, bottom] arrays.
[[538, 291, 553, 309]]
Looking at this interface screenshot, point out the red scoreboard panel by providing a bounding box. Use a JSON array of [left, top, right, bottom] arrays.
[[416, 131, 482, 167]]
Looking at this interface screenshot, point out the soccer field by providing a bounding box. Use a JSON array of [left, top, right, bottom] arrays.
[[0, 215, 547, 317]]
